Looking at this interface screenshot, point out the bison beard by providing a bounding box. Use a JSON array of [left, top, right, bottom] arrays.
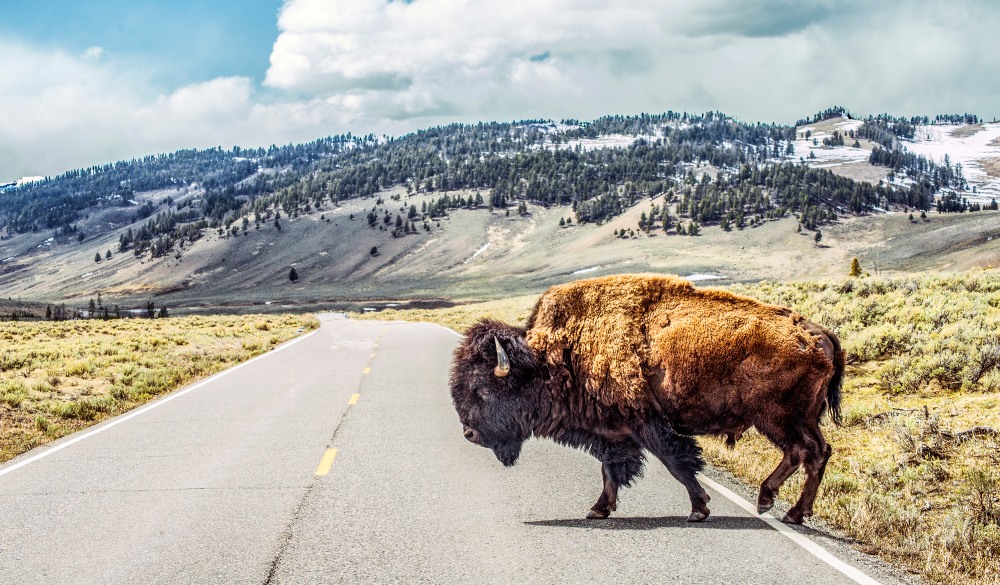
[[450, 274, 844, 524]]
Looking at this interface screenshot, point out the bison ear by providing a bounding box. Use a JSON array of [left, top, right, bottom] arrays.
[[493, 336, 511, 378]]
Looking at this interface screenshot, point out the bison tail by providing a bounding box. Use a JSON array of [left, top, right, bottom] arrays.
[[823, 328, 845, 427]]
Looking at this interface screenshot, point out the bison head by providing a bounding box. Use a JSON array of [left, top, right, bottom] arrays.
[[450, 319, 541, 467]]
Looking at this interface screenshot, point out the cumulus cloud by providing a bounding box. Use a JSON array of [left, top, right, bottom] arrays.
[[264, 0, 1000, 127], [82, 46, 106, 60], [2, 0, 998, 179], [0, 41, 363, 179]]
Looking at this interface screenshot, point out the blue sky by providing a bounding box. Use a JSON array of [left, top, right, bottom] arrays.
[[1, 1, 282, 88], [1, 0, 998, 180]]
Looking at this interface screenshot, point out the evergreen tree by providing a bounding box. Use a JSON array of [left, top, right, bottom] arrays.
[[94, 252, 101, 263], [289, 267, 299, 282], [158, 306, 168, 318], [850, 257, 861, 277]]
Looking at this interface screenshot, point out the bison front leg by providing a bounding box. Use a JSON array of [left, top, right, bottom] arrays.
[[586, 442, 644, 520], [586, 465, 619, 519], [638, 421, 711, 522]]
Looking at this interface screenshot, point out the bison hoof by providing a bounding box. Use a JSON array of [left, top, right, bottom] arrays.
[[757, 496, 774, 515], [780, 511, 805, 524], [687, 509, 710, 522], [586, 508, 611, 520]]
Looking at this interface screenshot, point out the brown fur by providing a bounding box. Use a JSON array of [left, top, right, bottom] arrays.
[[454, 273, 844, 523], [526, 274, 837, 435]]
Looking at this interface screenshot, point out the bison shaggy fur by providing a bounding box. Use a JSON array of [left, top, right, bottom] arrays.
[[450, 274, 844, 524]]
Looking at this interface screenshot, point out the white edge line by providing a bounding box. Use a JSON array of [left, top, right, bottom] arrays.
[[0, 329, 320, 479], [424, 321, 464, 339], [370, 317, 463, 339], [697, 473, 882, 585]]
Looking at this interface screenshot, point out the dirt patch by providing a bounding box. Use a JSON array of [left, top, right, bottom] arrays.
[[950, 124, 984, 138], [823, 161, 888, 185], [982, 158, 1000, 179], [103, 283, 175, 296]]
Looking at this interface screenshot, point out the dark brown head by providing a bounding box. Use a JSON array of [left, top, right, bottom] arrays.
[[449, 318, 541, 466]]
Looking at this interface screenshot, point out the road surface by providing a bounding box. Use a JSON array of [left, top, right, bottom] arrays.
[[0, 315, 913, 584]]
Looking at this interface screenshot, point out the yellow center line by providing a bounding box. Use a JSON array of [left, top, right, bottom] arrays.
[[362, 366, 371, 375], [315, 448, 338, 476], [370, 352, 376, 358], [348, 393, 360, 405]]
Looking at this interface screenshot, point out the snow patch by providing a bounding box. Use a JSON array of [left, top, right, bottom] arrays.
[[572, 266, 601, 275], [686, 273, 723, 281], [464, 242, 491, 263], [905, 123, 1000, 200]]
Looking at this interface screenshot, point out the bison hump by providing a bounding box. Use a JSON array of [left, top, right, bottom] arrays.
[[525, 275, 692, 410]]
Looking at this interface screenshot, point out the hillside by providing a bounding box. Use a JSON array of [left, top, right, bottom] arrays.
[[2, 108, 999, 310]]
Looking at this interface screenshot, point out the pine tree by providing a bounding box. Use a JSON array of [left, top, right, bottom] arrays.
[[94, 252, 101, 263], [849, 257, 861, 277], [289, 267, 299, 282]]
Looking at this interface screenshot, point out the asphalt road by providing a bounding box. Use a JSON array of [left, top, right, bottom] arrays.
[[0, 315, 914, 584]]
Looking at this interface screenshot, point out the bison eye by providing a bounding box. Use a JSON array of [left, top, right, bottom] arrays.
[[478, 387, 492, 398]]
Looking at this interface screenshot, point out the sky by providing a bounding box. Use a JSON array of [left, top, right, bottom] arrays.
[[1, 0, 998, 180]]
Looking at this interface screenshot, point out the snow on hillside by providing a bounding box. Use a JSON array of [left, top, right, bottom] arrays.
[[905, 123, 1000, 200], [794, 117, 870, 167]]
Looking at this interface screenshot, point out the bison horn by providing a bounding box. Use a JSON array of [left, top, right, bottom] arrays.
[[494, 336, 511, 377]]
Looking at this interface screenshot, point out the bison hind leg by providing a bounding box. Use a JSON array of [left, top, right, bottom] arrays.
[[783, 435, 833, 524]]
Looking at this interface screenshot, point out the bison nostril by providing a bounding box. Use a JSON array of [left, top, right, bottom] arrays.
[[463, 428, 480, 443]]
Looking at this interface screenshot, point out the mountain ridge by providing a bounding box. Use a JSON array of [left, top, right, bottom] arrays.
[[2, 107, 999, 310]]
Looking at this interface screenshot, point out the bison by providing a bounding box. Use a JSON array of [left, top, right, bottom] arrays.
[[450, 274, 843, 524]]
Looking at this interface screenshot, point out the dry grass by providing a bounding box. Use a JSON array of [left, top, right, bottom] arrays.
[[950, 124, 984, 139], [359, 269, 1000, 584], [0, 314, 318, 463], [353, 294, 539, 333], [982, 158, 1000, 180]]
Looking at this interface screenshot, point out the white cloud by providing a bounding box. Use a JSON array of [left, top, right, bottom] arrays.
[[2, 1, 998, 179], [0, 41, 365, 179], [264, 0, 1000, 126], [82, 46, 106, 60]]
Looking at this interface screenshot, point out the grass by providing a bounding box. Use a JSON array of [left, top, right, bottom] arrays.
[[354, 294, 539, 331], [355, 269, 1000, 585], [0, 314, 318, 464]]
